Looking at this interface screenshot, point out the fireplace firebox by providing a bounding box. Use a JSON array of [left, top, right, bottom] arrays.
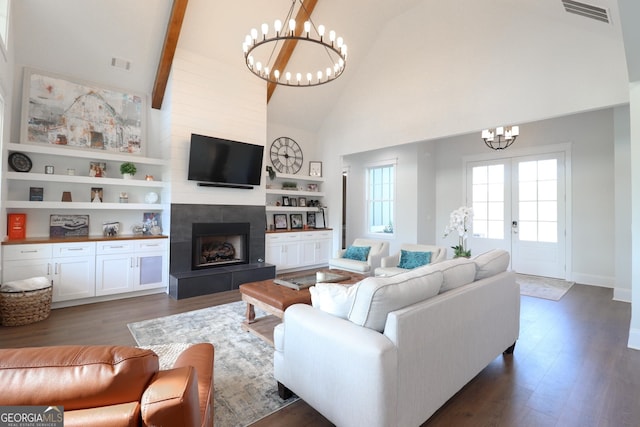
[[192, 222, 250, 270]]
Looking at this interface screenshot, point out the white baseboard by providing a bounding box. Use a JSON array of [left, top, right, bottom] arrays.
[[628, 328, 640, 350], [570, 272, 615, 288], [613, 288, 632, 303]]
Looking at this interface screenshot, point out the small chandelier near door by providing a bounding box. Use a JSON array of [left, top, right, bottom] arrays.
[[481, 126, 519, 150], [242, 0, 348, 87]]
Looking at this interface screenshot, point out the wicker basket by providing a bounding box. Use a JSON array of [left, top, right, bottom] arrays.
[[0, 286, 53, 327]]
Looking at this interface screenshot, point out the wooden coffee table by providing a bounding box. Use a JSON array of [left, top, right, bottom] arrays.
[[239, 269, 365, 344]]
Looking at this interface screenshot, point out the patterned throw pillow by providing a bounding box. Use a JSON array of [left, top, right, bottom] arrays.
[[397, 250, 432, 269], [343, 245, 371, 261]]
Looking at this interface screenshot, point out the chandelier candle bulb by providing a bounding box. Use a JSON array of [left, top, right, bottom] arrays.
[[251, 28, 258, 40], [261, 23, 269, 36], [318, 24, 325, 37], [274, 19, 282, 33], [304, 21, 311, 36], [289, 19, 295, 33]]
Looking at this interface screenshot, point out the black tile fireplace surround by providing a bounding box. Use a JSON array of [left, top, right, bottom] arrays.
[[169, 204, 275, 299]]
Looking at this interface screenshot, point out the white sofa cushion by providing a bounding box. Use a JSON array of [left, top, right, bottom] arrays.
[[473, 249, 510, 280], [309, 283, 359, 319], [429, 258, 477, 293], [348, 269, 443, 332], [329, 257, 372, 273]]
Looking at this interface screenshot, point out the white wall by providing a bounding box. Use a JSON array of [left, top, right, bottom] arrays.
[[167, 48, 267, 206], [614, 105, 632, 302], [344, 144, 435, 253], [629, 83, 640, 350]]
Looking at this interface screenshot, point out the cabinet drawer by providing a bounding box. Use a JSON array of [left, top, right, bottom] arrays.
[[53, 242, 96, 257], [96, 241, 135, 255], [3, 244, 52, 261], [134, 239, 167, 252], [266, 233, 300, 243]]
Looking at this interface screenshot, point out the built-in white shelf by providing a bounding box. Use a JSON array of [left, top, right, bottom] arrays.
[[6, 172, 166, 188], [265, 206, 323, 212], [6, 142, 168, 166], [265, 189, 325, 197], [4, 201, 164, 210]]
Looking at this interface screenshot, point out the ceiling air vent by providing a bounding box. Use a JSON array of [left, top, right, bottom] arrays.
[[562, 0, 609, 23]]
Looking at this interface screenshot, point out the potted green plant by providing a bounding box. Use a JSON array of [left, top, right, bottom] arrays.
[[120, 162, 137, 179]]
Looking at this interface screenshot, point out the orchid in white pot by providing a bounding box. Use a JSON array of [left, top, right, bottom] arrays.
[[443, 206, 473, 258]]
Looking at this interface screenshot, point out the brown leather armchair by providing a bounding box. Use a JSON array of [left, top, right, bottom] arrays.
[[0, 343, 214, 427]]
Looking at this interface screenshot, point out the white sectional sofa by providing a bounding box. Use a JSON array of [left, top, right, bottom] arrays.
[[274, 249, 520, 427]]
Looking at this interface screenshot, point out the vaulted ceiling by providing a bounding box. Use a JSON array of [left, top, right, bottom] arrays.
[[13, 0, 637, 134]]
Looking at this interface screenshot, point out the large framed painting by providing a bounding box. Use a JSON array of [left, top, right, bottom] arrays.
[[21, 68, 146, 155]]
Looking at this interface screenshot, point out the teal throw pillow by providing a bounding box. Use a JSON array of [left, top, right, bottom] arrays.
[[343, 245, 371, 262], [397, 250, 432, 269]]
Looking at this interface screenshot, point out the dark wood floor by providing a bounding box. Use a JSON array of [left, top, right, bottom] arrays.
[[2, 284, 639, 426]]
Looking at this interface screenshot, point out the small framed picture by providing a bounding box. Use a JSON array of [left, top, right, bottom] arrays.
[[91, 187, 103, 202], [290, 214, 303, 229], [309, 161, 322, 177], [102, 221, 120, 237], [89, 161, 106, 177], [315, 210, 326, 229], [29, 187, 44, 201], [299, 197, 306, 207], [307, 212, 316, 228], [307, 183, 318, 192], [282, 196, 290, 206], [274, 213, 288, 230], [290, 197, 297, 207]]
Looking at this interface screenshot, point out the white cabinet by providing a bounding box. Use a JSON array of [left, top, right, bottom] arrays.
[[2, 237, 167, 305], [266, 233, 301, 271], [2, 242, 96, 302], [2, 244, 53, 282], [266, 230, 332, 272], [51, 242, 96, 301], [133, 239, 168, 290], [300, 230, 332, 266], [95, 241, 136, 296], [95, 239, 167, 296]]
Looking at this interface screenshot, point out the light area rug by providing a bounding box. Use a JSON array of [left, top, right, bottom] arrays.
[[516, 273, 575, 301], [128, 301, 297, 427]]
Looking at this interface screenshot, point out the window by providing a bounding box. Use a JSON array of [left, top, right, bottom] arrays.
[[367, 161, 395, 234]]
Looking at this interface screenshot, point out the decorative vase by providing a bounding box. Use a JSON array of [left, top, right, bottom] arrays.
[[122, 173, 133, 180]]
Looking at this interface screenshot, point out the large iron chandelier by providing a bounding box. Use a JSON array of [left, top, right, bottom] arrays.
[[242, 0, 348, 87], [481, 126, 519, 150]]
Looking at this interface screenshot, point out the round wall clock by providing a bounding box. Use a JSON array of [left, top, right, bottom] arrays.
[[8, 152, 33, 172], [270, 137, 303, 174]]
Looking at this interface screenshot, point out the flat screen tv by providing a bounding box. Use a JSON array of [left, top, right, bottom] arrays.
[[187, 133, 264, 188]]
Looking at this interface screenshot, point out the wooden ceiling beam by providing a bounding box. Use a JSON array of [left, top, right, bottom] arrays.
[[152, 0, 189, 110], [266, 0, 318, 103]]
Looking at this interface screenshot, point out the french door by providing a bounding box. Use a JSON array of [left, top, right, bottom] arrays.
[[466, 152, 566, 279]]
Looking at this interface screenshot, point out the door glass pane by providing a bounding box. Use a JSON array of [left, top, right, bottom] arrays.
[[488, 221, 504, 239], [538, 181, 557, 200], [519, 201, 537, 221], [538, 222, 557, 242], [519, 221, 537, 241], [538, 159, 557, 180], [539, 201, 557, 222], [519, 182, 537, 201], [473, 184, 488, 202], [519, 161, 537, 181]]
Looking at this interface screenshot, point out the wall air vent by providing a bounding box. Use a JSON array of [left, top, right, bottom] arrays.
[[111, 57, 132, 71], [562, 0, 609, 23]]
